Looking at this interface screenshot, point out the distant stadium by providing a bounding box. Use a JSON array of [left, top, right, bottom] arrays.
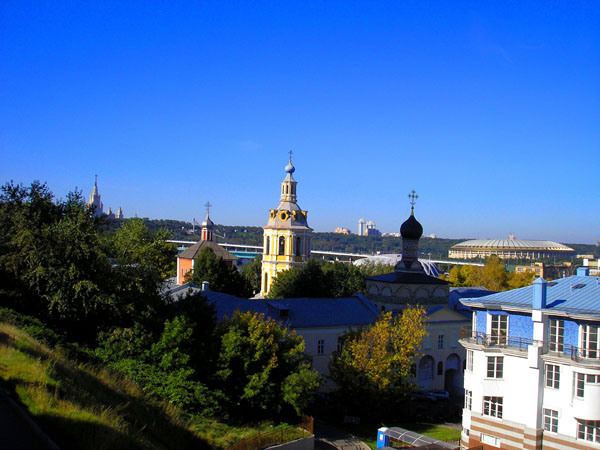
[[449, 237, 575, 260]]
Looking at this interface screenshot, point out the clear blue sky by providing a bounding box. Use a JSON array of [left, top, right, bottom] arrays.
[[1, 1, 599, 244]]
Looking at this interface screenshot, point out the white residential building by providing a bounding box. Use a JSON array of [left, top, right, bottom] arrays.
[[459, 267, 600, 450]]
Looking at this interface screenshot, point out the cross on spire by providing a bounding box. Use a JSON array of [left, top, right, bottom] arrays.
[[95, 174, 98, 187], [288, 150, 293, 162], [205, 201, 212, 216], [408, 190, 418, 215]]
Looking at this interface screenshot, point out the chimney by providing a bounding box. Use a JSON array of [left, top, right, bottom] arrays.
[[201, 281, 210, 291], [533, 277, 547, 309], [576, 267, 590, 277]]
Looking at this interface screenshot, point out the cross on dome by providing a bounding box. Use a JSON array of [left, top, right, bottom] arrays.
[[205, 201, 212, 216], [408, 189, 418, 215]]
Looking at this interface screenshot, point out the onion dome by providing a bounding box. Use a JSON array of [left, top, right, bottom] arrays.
[[285, 160, 295, 174], [201, 215, 214, 228], [400, 214, 423, 240]]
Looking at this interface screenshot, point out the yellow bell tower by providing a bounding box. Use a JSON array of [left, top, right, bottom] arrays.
[[260, 152, 312, 296]]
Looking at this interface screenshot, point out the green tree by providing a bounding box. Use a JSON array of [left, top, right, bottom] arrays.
[[507, 271, 535, 290], [357, 261, 395, 277], [329, 307, 427, 419], [0, 182, 117, 341], [267, 259, 365, 299], [216, 311, 320, 419], [241, 254, 262, 294], [187, 247, 252, 297]]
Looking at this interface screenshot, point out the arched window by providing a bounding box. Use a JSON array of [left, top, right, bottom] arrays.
[[295, 236, 302, 256], [437, 361, 443, 375], [278, 236, 285, 255], [265, 236, 270, 255]]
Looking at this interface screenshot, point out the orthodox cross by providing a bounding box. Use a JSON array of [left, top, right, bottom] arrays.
[[408, 190, 418, 214], [205, 201, 212, 216], [288, 150, 293, 161]]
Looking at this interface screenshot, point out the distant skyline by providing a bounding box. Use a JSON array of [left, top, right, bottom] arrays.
[[1, 1, 599, 244]]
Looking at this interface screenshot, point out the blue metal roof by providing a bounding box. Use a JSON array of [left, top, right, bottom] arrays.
[[202, 292, 380, 328], [460, 275, 600, 317]]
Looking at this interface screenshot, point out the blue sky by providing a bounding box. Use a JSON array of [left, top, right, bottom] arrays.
[[1, 1, 599, 243]]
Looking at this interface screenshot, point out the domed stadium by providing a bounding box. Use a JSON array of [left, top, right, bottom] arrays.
[[449, 237, 575, 260]]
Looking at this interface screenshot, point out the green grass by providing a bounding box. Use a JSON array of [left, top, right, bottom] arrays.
[[339, 422, 461, 450], [0, 322, 304, 450]]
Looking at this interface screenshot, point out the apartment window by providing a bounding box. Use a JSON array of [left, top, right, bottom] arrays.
[[576, 373, 585, 398], [464, 390, 472, 410], [581, 325, 599, 358], [467, 350, 474, 372], [490, 314, 508, 345], [549, 319, 564, 352], [483, 396, 503, 419], [587, 374, 600, 384], [544, 409, 558, 433], [545, 364, 560, 389], [577, 419, 600, 443], [487, 356, 504, 378], [317, 339, 325, 355], [438, 333, 445, 349]]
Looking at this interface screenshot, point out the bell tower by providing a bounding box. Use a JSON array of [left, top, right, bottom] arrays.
[[260, 152, 312, 297]]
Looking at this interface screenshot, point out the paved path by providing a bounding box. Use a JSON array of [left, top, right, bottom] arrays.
[[0, 389, 60, 450], [314, 422, 371, 450]]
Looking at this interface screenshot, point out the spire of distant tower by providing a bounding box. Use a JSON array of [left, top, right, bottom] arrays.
[[408, 189, 419, 216]]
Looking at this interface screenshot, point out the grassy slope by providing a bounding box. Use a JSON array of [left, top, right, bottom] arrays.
[[0, 323, 288, 450]]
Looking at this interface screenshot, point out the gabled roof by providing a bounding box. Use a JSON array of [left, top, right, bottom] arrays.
[[178, 240, 237, 261], [460, 275, 600, 318], [202, 292, 379, 328], [367, 271, 448, 285]]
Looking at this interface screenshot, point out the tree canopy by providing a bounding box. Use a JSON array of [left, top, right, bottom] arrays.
[[329, 307, 427, 419], [448, 255, 535, 291]]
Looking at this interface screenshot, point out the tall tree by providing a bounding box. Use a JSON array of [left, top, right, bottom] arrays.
[[216, 311, 320, 419], [187, 247, 252, 297], [329, 307, 427, 419]]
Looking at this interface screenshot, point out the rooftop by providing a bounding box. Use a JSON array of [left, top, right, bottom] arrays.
[[460, 275, 600, 318], [451, 239, 574, 252]]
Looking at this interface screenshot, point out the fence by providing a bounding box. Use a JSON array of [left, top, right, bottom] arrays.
[[226, 416, 313, 450]]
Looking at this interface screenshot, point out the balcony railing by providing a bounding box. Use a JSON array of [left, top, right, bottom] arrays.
[[460, 327, 600, 363]]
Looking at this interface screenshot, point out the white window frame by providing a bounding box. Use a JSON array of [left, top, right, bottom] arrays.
[[544, 409, 558, 433], [549, 319, 564, 352], [317, 339, 325, 355], [467, 350, 474, 372], [487, 356, 504, 379], [464, 390, 472, 410], [437, 333, 445, 349], [545, 364, 560, 389], [490, 314, 508, 345], [483, 396, 503, 419], [581, 324, 599, 359], [577, 419, 600, 443], [575, 372, 585, 398]]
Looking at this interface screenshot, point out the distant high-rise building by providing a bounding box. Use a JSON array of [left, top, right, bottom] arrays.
[[87, 175, 104, 217], [335, 227, 351, 235], [358, 218, 366, 236]]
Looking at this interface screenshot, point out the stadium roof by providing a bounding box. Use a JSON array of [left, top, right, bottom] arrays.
[[451, 239, 574, 252]]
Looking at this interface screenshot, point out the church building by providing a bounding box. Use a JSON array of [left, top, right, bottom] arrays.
[[260, 154, 312, 296], [176, 203, 237, 285]]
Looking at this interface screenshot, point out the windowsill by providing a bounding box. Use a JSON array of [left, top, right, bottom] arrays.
[[484, 377, 504, 381], [482, 414, 503, 421]]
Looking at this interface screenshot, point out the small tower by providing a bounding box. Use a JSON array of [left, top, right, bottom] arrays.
[[200, 202, 215, 241], [395, 189, 424, 272], [87, 175, 104, 217], [260, 152, 312, 296], [115, 207, 124, 219]]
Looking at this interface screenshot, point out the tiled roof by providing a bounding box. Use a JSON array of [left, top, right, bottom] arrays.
[[202, 292, 379, 328], [178, 240, 237, 261], [460, 275, 600, 317]]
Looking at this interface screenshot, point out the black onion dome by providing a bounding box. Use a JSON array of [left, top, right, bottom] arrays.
[[400, 214, 423, 240]]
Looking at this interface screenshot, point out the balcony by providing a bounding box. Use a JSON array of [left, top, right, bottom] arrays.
[[460, 327, 600, 366], [459, 327, 535, 352]]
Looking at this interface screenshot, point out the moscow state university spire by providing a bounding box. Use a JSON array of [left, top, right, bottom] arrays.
[[260, 153, 312, 296]]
